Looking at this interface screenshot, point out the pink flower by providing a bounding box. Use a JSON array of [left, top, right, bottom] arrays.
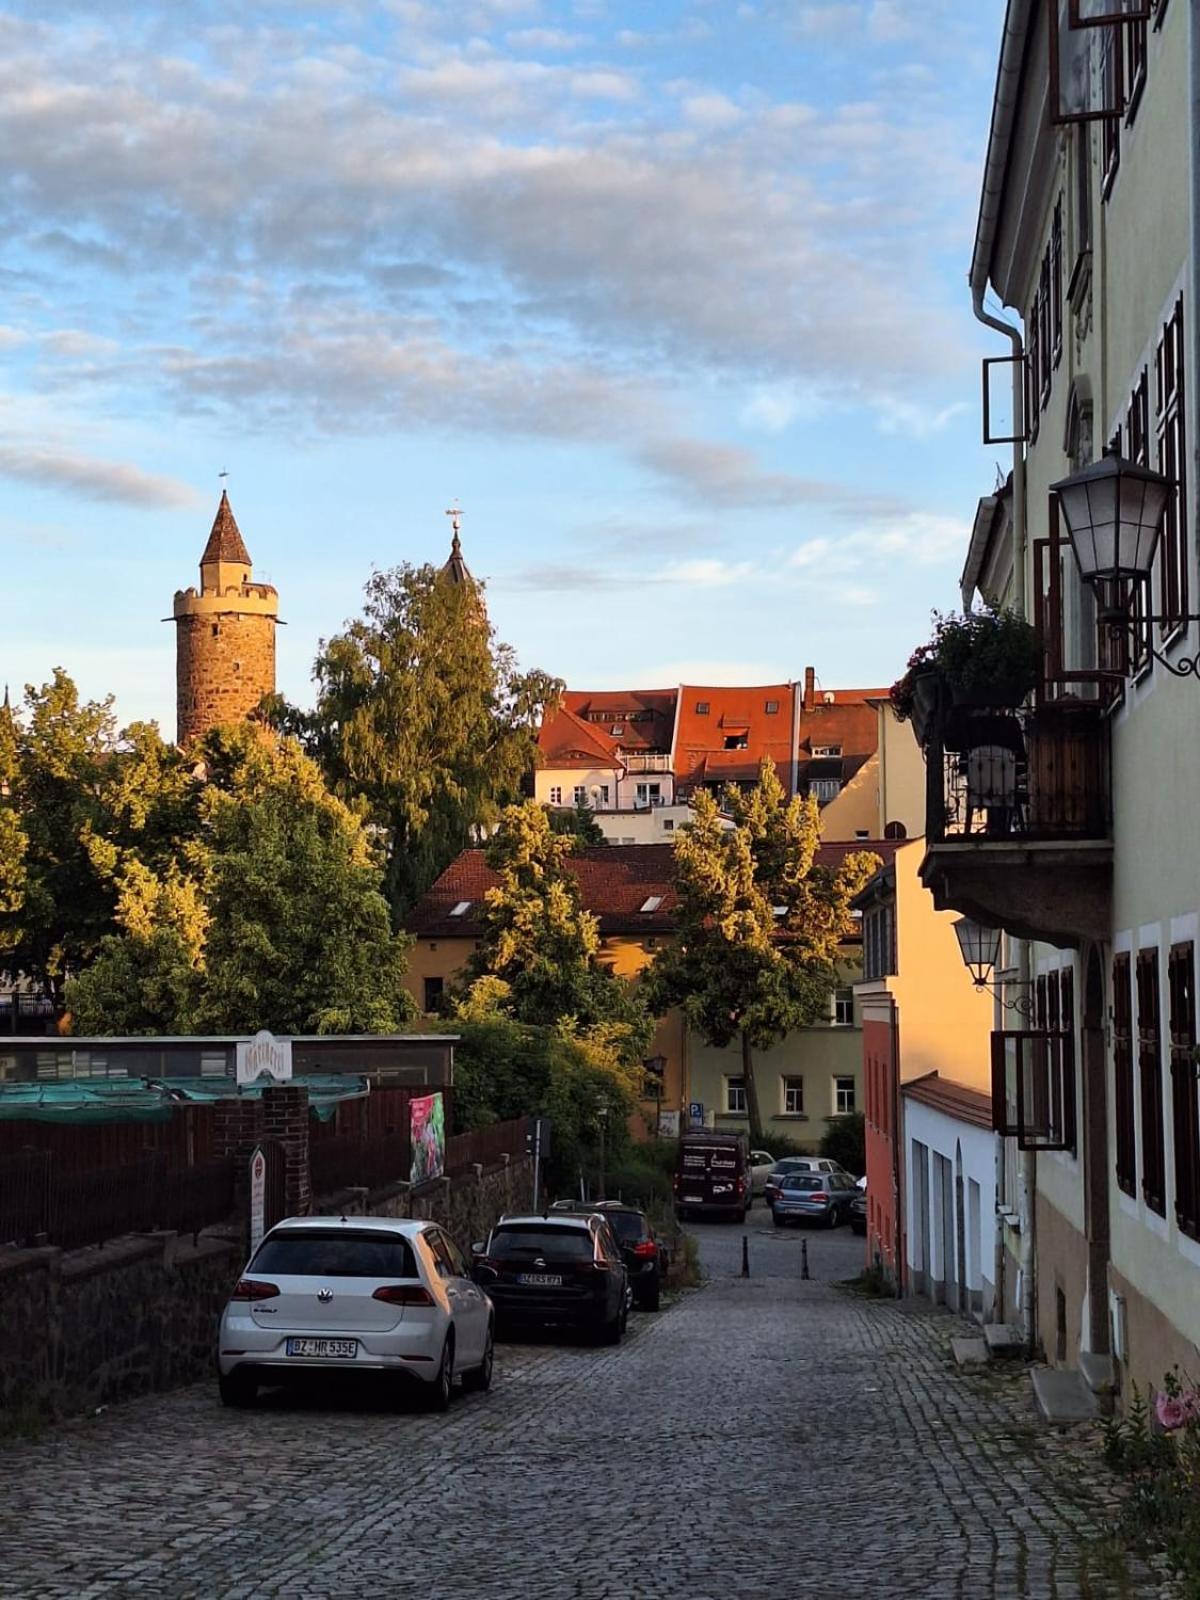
[[1156, 1392, 1190, 1432]]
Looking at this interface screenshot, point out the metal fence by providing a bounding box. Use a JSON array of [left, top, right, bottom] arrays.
[[444, 1118, 531, 1176], [0, 1150, 236, 1251]]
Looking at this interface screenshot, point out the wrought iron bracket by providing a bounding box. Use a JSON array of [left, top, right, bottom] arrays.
[[1103, 613, 1200, 679], [971, 979, 1036, 1020]]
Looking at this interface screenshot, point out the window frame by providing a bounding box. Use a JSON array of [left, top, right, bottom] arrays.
[[549, 785, 562, 805], [725, 1076, 747, 1116], [834, 1076, 857, 1115], [782, 1076, 805, 1116], [1156, 295, 1188, 637], [1136, 948, 1167, 1216], [1113, 953, 1137, 1196], [1169, 942, 1200, 1239]]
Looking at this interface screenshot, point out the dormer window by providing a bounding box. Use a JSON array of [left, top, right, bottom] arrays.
[[449, 901, 472, 918], [612, 726, 625, 737], [724, 734, 748, 750], [639, 895, 663, 913], [765, 699, 779, 714], [696, 701, 710, 715], [812, 744, 842, 758]]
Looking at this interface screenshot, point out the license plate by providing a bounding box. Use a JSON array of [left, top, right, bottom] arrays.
[[684, 1195, 702, 1203], [517, 1273, 562, 1287], [286, 1337, 358, 1359]]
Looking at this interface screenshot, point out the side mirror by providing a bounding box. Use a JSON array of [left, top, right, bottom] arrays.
[[470, 1241, 485, 1256]]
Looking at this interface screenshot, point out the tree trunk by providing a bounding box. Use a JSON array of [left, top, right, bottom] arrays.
[[741, 1030, 765, 1148]]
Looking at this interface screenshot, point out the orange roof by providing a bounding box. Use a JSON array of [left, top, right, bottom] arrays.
[[674, 683, 795, 788], [561, 689, 676, 754], [901, 1072, 993, 1130], [537, 702, 625, 771]]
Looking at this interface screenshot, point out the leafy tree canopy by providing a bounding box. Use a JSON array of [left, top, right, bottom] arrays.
[[457, 800, 650, 1064], [275, 563, 562, 915], [646, 760, 879, 1143], [546, 800, 607, 848]]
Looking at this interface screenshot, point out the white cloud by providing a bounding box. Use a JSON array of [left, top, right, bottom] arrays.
[[0, 443, 198, 509], [874, 397, 970, 439], [507, 27, 589, 50], [662, 558, 755, 587]]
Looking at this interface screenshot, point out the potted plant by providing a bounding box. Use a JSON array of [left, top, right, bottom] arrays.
[[931, 607, 1040, 710], [889, 643, 942, 747]]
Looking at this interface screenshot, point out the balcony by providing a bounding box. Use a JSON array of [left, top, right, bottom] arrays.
[[623, 753, 672, 773], [919, 700, 1112, 947]]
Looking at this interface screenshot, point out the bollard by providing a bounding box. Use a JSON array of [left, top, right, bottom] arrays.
[[741, 1233, 750, 1278], [800, 1238, 810, 1281]]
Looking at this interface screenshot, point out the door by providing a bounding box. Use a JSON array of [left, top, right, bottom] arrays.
[[429, 1228, 487, 1363]]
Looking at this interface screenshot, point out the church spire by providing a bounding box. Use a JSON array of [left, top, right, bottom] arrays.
[[200, 489, 252, 570], [440, 504, 474, 586]]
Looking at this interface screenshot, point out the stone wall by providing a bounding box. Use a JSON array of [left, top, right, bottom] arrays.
[[175, 608, 276, 744], [0, 1230, 242, 1421], [0, 1154, 533, 1424]]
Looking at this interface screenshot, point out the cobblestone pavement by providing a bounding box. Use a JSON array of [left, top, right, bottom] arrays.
[[0, 1221, 1153, 1599]]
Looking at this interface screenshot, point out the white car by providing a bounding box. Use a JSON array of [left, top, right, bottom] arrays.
[[216, 1215, 494, 1411], [749, 1149, 776, 1197]]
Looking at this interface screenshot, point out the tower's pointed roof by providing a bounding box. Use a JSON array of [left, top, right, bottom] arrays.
[[440, 527, 474, 587], [201, 490, 252, 568]]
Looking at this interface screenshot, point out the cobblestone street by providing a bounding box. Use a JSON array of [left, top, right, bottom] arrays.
[[0, 1220, 1149, 1599]]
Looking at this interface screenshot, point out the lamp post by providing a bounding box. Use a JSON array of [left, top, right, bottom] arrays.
[[1050, 450, 1200, 676], [953, 918, 1034, 1018]]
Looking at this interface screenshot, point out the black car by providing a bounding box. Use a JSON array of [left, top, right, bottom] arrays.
[[471, 1213, 629, 1343], [850, 1188, 867, 1236], [553, 1201, 665, 1311]]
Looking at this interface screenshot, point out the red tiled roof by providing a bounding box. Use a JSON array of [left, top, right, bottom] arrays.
[[674, 683, 795, 787], [406, 838, 899, 940], [559, 689, 676, 754], [406, 845, 680, 937], [536, 702, 626, 770], [901, 1072, 993, 1130], [200, 491, 252, 568]]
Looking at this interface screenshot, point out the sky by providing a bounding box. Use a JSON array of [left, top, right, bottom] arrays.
[[0, 0, 1009, 732]]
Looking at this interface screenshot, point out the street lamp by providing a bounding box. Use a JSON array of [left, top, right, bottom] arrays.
[[953, 918, 1034, 1018], [1050, 450, 1200, 676]]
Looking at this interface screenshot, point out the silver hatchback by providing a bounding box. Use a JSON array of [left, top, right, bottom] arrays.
[[217, 1216, 494, 1410], [770, 1171, 859, 1228]]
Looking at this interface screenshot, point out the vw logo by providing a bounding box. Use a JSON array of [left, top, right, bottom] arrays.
[[533, 1258, 547, 1269], [317, 1287, 334, 1303]]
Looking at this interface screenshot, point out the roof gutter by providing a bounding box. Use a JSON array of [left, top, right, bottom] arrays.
[[969, 0, 1034, 619]]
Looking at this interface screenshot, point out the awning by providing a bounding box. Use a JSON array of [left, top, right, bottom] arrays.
[[0, 1075, 370, 1125]]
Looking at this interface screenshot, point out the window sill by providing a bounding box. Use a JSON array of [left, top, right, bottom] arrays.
[[774, 1114, 810, 1122]]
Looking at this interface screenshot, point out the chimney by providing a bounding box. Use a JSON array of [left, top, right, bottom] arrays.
[[803, 666, 815, 712]]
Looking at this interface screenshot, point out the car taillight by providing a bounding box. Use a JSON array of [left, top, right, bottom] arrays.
[[372, 1285, 435, 1306], [231, 1279, 279, 1301], [736, 1176, 746, 1193], [632, 1240, 658, 1259], [812, 1192, 829, 1204]]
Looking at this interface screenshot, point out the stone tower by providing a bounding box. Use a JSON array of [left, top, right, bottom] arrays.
[[171, 490, 280, 746]]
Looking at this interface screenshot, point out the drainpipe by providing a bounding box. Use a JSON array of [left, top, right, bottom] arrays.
[[1017, 940, 1038, 1354]]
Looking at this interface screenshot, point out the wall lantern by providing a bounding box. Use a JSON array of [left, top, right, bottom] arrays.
[[953, 918, 1034, 1018], [1051, 450, 1200, 677]]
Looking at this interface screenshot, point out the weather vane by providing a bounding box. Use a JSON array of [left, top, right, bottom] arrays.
[[219, 468, 229, 490], [445, 503, 463, 545]]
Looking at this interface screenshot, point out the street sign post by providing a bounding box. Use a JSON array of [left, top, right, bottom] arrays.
[[688, 1101, 705, 1129], [248, 1145, 266, 1253]]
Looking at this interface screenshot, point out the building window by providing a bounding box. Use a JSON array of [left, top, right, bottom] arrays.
[[884, 820, 907, 840], [1050, 199, 1063, 367], [1125, 15, 1148, 122], [1027, 289, 1041, 444], [1114, 960, 1135, 1202], [812, 744, 842, 758], [1169, 942, 1200, 1240], [764, 699, 779, 714], [1101, 26, 1122, 196], [1073, 126, 1091, 274], [864, 905, 896, 981], [834, 1077, 856, 1115], [1136, 948, 1167, 1216], [832, 987, 855, 1027], [696, 701, 710, 715], [1123, 367, 1153, 669], [782, 1076, 804, 1116], [423, 976, 444, 1012], [549, 786, 562, 805], [1156, 296, 1188, 634], [723, 734, 748, 750], [636, 782, 662, 807], [810, 778, 840, 803], [597, 785, 610, 807], [573, 785, 587, 805], [725, 1077, 747, 1115], [662, 819, 674, 831], [1039, 250, 1052, 407]]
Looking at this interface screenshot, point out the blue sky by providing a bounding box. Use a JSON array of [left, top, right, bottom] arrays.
[[1, 0, 1007, 730]]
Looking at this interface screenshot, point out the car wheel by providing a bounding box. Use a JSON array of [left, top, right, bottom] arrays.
[[463, 1323, 494, 1394], [218, 1369, 258, 1409], [827, 1207, 840, 1229], [426, 1335, 455, 1411]]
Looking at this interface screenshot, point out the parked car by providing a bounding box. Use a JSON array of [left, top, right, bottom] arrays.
[[763, 1156, 851, 1208], [216, 1215, 494, 1411], [849, 1188, 867, 1235], [674, 1131, 751, 1221], [471, 1213, 629, 1343], [749, 1149, 776, 1197], [770, 1171, 860, 1228], [548, 1200, 666, 1308]]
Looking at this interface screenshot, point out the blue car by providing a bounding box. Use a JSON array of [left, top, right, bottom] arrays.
[[771, 1170, 859, 1228]]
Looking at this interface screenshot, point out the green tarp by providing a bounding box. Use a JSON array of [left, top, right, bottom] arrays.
[[0, 1074, 369, 1125]]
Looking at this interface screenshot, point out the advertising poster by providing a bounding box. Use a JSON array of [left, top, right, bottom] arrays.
[[409, 1091, 445, 1186]]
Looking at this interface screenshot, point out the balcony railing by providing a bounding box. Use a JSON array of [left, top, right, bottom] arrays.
[[623, 753, 672, 772], [925, 700, 1110, 845]]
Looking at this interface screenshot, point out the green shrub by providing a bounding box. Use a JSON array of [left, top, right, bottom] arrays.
[[820, 1112, 865, 1177]]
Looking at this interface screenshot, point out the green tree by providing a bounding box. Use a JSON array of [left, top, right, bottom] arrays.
[[646, 760, 879, 1146], [66, 726, 415, 1035], [285, 563, 562, 914], [458, 801, 649, 1062], [546, 800, 606, 848]]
